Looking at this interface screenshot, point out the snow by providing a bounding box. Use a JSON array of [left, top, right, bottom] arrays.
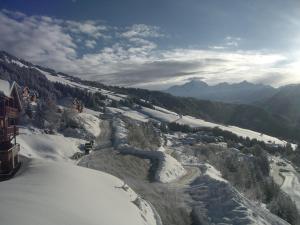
[[2, 56, 29, 68], [155, 152, 186, 183], [0, 158, 158, 225], [0, 79, 11, 96], [141, 107, 178, 123], [98, 90, 127, 101], [204, 163, 228, 183], [35, 68, 127, 102], [83, 107, 102, 117], [122, 109, 149, 122], [34, 68, 99, 93], [107, 107, 149, 122], [75, 112, 101, 137], [11, 59, 29, 68], [18, 127, 86, 161], [112, 117, 128, 147]]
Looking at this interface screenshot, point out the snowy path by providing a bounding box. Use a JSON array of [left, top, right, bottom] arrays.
[[170, 166, 201, 187], [270, 157, 300, 211], [95, 120, 112, 149], [281, 171, 300, 210]]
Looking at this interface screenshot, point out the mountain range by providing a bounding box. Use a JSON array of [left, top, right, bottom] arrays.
[[166, 79, 278, 104], [166, 79, 300, 125]]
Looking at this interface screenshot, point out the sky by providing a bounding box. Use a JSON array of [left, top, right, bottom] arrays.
[[0, 0, 300, 89]]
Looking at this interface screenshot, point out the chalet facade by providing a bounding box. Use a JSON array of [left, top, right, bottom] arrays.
[[0, 79, 22, 177]]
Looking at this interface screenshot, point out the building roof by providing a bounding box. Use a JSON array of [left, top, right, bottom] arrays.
[[0, 79, 22, 111], [0, 79, 11, 97]]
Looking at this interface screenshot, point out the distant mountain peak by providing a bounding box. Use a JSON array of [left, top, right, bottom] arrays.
[[184, 79, 208, 87], [166, 80, 276, 104]]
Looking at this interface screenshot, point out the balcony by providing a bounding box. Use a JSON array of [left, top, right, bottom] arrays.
[[0, 106, 18, 118], [0, 126, 18, 142], [0, 144, 20, 176], [0, 144, 20, 155]]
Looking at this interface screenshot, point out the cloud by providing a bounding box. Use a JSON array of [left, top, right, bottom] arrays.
[[65, 20, 108, 39], [0, 9, 297, 90], [0, 10, 78, 70], [85, 40, 97, 49], [121, 24, 164, 38]]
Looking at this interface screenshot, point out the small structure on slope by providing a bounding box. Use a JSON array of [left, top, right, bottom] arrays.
[[0, 79, 22, 178], [72, 98, 84, 113]]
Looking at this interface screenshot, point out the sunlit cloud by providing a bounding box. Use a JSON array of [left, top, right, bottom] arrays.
[[0, 9, 298, 90]]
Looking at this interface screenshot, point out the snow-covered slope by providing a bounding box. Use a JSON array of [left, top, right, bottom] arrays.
[[18, 127, 86, 161], [74, 112, 101, 137], [0, 158, 158, 225], [140, 106, 296, 148]]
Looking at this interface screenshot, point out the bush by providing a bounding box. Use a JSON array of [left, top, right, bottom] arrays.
[[126, 120, 161, 150]]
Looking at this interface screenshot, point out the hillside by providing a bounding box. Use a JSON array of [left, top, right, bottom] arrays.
[[0, 50, 299, 143], [261, 84, 300, 125]]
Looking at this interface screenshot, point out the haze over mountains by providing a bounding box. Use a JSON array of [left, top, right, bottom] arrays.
[[166, 79, 278, 104], [166, 79, 300, 126]]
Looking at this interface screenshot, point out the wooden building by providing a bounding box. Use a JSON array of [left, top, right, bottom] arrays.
[[0, 80, 22, 177]]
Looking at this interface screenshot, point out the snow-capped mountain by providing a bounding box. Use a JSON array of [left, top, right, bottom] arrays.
[[166, 79, 276, 104]]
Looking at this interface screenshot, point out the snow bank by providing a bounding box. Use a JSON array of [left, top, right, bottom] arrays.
[[18, 127, 85, 161], [0, 158, 158, 225]]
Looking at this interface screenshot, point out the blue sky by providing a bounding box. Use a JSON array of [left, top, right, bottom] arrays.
[[1, 0, 300, 89]]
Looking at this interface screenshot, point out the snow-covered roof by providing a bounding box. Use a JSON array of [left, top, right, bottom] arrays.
[[0, 79, 11, 97]]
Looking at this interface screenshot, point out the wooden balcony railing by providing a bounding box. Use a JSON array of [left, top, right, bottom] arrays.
[[0, 144, 20, 155], [0, 106, 18, 118], [0, 126, 18, 142]]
